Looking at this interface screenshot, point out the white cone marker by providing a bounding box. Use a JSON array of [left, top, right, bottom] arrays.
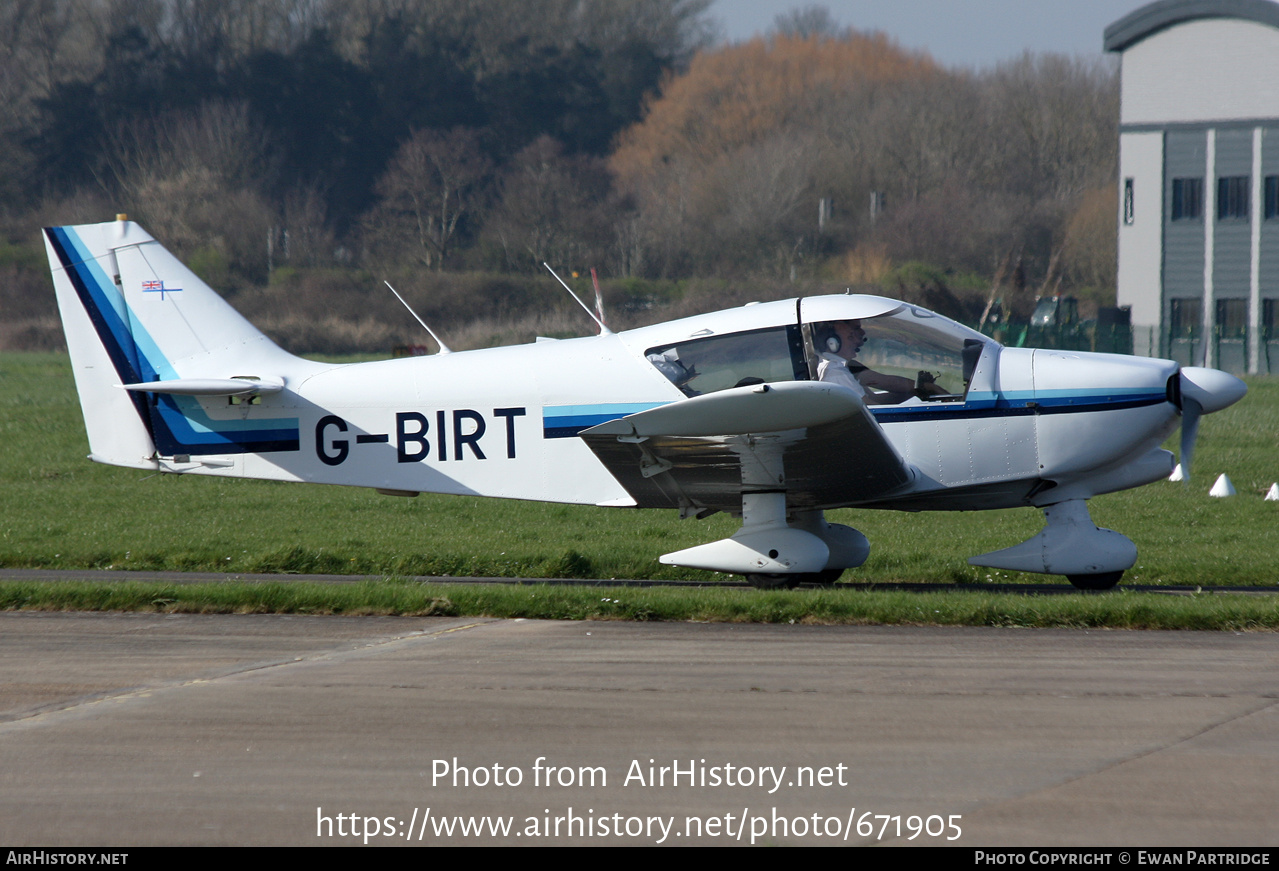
[[1209, 474, 1236, 497]]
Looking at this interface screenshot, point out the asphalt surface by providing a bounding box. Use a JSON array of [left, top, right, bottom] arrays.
[[0, 612, 1276, 846]]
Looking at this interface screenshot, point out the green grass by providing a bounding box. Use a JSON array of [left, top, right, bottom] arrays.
[[1, 579, 1277, 631], [2, 352, 1278, 626]]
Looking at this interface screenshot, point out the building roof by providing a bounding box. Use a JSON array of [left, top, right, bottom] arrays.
[[1105, 0, 1279, 51]]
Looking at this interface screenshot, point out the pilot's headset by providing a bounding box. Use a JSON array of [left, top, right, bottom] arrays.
[[816, 322, 843, 354]]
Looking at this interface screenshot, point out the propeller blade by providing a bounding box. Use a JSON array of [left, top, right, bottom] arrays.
[[1175, 367, 1245, 483], [1178, 395, 1202, 483]]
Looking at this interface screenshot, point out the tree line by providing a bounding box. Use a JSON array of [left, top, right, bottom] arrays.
[[0, 1, 1118, 351]]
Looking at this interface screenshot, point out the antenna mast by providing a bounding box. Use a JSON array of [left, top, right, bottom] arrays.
[[384, 280, 452, 354], [543, 263, 612, 335]]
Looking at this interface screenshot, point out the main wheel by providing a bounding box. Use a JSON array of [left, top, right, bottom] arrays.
[[1065, 571, 1124, 591], [806, 568, 845, 586], [744, 573, 800, 590], [744, 569, 844, 589]]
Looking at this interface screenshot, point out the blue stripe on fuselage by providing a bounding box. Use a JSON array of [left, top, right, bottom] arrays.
[[869, 389, 1168, 422], [543, 390, 1170, 437], [543, 403, 667, 438]]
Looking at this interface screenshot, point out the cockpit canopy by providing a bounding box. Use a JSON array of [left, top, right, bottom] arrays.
[[645, 298, 990, 405]]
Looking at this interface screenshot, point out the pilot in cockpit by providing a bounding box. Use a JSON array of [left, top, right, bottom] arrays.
[[815, 320, 949, 404]]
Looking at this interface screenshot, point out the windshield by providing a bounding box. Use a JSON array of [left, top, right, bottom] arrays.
[[644, 304, 989, 405], [807, 306, 987, 404]]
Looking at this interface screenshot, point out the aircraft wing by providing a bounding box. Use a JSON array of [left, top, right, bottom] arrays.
[[579, 381, 913, 511]]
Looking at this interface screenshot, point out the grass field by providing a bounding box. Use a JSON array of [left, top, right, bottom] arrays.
[[1, 352, 1277, 626], [1, 578, 1278, 631]]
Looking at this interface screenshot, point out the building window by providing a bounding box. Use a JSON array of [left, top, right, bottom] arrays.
[[1216, 299, 1247, 339], [1217, 176, 1250, 220], [1265, 176, 1279, 219], [1171, 178, 1203, 220], [1123, 178, 1134, 225], [1169, 298, 1202, 338]]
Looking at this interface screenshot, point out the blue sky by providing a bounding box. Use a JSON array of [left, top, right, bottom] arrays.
[[709, 1, 1156, 68]]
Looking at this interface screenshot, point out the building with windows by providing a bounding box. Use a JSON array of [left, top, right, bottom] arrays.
[[1107, 0, 1279, 373]]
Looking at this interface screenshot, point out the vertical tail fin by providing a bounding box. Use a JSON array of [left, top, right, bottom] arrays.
[[44, 217, 302, 466]]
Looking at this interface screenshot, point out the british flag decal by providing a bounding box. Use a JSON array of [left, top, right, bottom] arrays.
[[142, 279, 181, 299]]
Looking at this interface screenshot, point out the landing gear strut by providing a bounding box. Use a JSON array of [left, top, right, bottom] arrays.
[[661, 494, 868, 585], [969, 499, 1136, 590]]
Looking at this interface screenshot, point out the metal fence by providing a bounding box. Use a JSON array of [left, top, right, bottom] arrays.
[[971, 322, 1271, 375], [1162, 327, 1270, 375], [969, 321, 1134, 356]]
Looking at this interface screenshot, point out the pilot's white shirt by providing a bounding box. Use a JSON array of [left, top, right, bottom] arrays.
[[816, 352, 866, 397]]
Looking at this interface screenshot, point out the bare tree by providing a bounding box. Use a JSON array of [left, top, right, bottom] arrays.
[[858, 74, 981, 202], [113, 0, 326, 66], [982, 53, 1118, 204], [279, 181, 335, 268], [367, 127, 490, 270], [106, 100, 272, 195], [326, 0, 713, 72], [770, 5, 845, 40], [103, 100, 277, 282], [488, 135, 612, 271], [0, 0, 102, 199], [1060, 185, 1118, 293], [0, 0, 80, 102]]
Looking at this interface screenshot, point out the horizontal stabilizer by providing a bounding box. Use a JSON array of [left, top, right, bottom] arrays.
[[120, 377, 284, 396]]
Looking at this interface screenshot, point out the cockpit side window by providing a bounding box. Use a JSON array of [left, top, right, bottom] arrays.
[[646, 325, 807, 397]]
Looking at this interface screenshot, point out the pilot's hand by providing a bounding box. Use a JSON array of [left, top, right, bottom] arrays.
[[915, 371, 945, 399]]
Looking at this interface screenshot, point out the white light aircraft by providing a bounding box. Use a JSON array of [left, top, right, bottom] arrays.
[[45, 218, 1247, 589]]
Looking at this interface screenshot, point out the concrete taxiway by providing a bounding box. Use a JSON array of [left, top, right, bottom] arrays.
[[0, 612, 1275, 846]]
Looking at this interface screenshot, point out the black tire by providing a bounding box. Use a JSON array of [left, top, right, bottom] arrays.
[[806, 569, 845, 586], [744, 573, 800, 590], [744, 569, 844, 589], [1065, 571, 1124, 591]]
